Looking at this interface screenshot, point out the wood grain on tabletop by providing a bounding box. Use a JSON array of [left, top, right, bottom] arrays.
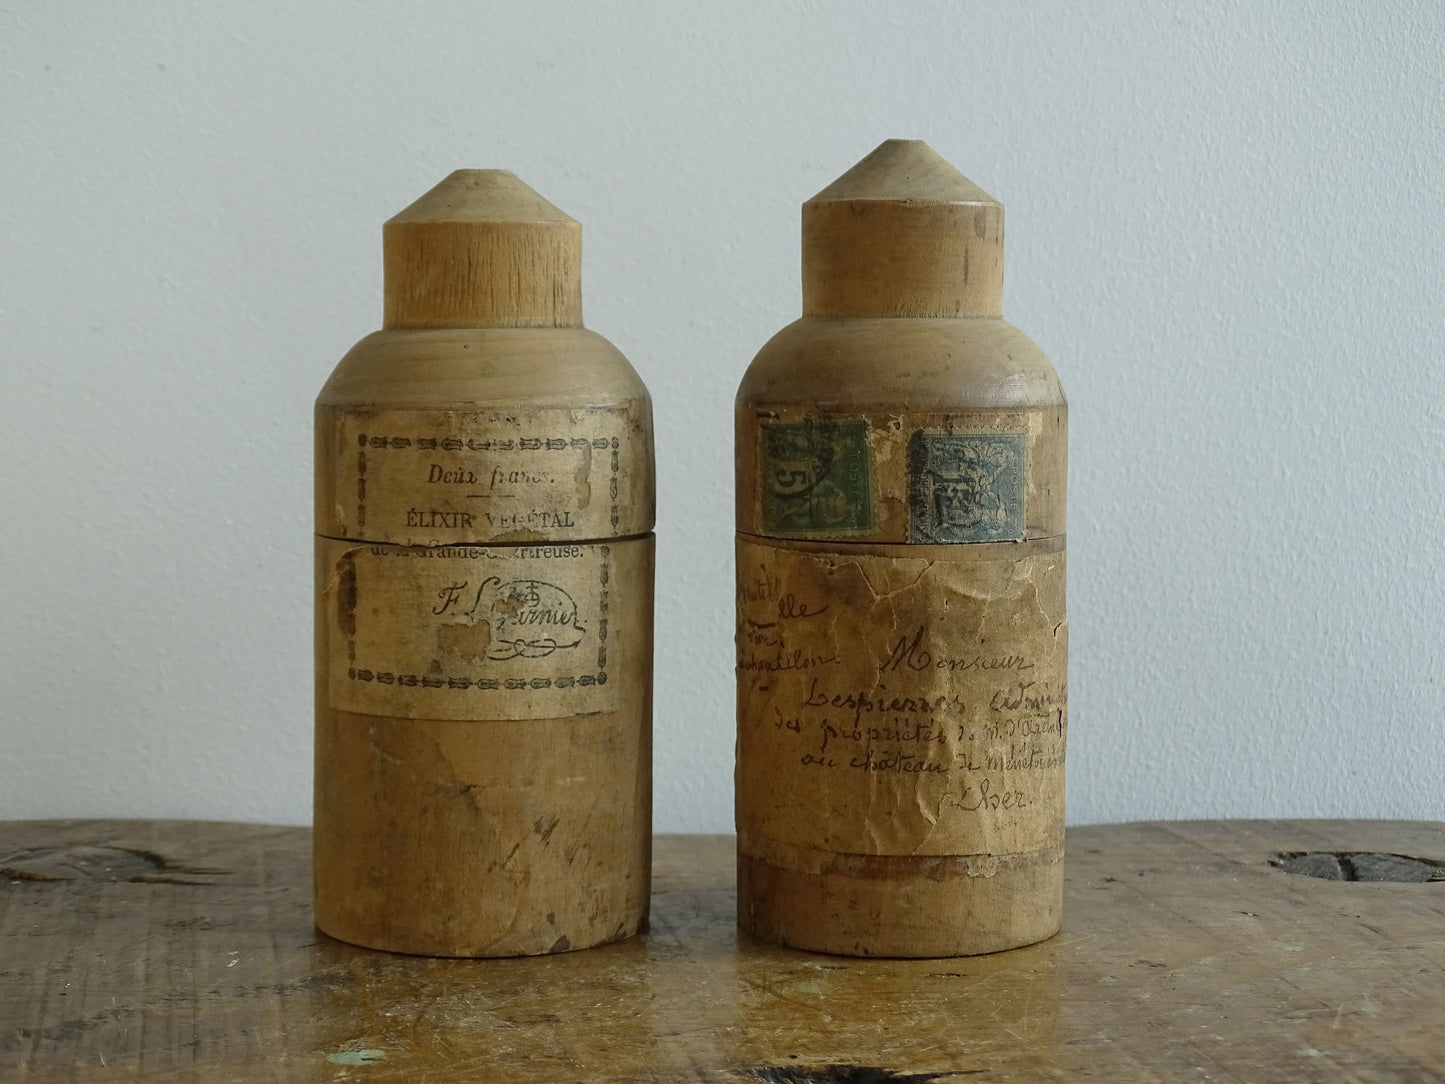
[[1, 820, 1443, 1081]]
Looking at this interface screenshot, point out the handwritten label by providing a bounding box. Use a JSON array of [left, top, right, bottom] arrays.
[[322, 539, 618, 720], [736, 537, 1066, 857]]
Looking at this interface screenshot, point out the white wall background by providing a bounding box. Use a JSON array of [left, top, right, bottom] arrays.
[[1, 1, 1441, 831]]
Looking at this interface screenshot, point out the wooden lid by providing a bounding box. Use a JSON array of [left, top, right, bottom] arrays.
[[802, 140, 1004, 318], [383, 170, 583, 329]]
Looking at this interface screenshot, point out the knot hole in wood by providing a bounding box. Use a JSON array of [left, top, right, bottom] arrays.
[[1271, 851, 1445, 883]]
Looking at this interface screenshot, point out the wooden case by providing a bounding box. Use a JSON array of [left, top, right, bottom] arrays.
[[735, 141, 1067, 956], [314, 171, 655, 957]]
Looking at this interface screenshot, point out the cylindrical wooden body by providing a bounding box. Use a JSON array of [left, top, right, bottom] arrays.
[[735, 142, 1067, 957], [314, 174, 654, 957]]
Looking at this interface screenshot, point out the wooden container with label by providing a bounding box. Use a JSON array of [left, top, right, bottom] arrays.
[[735, 140, 1067, 957], [314, 171, 654, 956]]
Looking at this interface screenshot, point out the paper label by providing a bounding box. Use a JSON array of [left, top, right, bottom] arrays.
[[322, 538, 619, 720], [325, 405, 649, 545], [736, 536, 1067, 857]]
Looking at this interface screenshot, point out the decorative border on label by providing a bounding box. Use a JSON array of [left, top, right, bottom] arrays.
[[357, 435, 613, 452], [345, 669, 609, 691]]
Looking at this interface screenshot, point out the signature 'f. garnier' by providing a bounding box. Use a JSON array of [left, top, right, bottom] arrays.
[[734, 140, 1068, 957]]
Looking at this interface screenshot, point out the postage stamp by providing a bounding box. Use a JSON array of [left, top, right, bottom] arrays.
[[908, 430, 1027, 543], [761, 418, 873, 535]]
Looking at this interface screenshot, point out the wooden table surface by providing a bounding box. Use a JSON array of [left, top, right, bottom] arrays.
[[2, 820, 1443, 1082]]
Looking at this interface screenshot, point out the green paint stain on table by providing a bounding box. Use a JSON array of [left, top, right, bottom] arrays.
[[326, 1049, 387, 1066]]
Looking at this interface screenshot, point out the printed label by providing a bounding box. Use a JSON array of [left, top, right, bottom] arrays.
[[760, 418, 873, 535], [324, 404, 650, 545], [322, 539, 618, 720], [736, 536, 1066, 857], [907, 430, 1027, 543]]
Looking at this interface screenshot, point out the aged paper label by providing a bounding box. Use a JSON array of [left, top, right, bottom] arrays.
[[321, 538, 619, 720], [736, 536, 1066, 858], [324, 404, 649, 545]]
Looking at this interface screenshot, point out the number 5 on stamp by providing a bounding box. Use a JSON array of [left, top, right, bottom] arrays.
[[760, 418, 873, 535]]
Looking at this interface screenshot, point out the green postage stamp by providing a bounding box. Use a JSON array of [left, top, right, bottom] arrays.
[[761, 418, 873, 535], [908, 430, 1027, 543]]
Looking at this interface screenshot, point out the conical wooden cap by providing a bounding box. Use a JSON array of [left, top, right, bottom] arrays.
[[383, 170, 583, 329], [803, 140, 1004, 318]]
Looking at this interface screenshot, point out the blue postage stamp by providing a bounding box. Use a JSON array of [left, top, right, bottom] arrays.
[[907, 430, 1027, 543]]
